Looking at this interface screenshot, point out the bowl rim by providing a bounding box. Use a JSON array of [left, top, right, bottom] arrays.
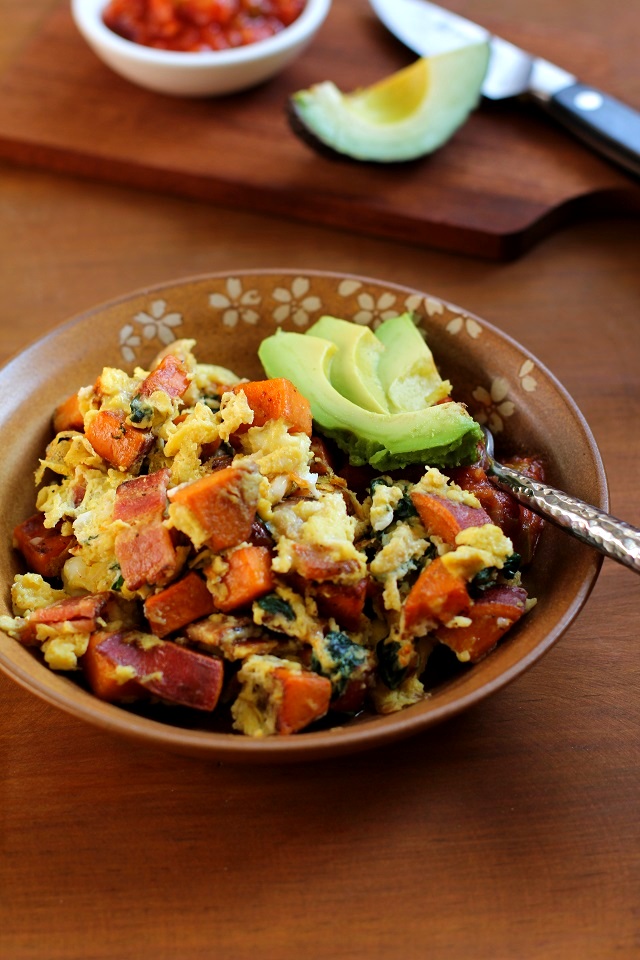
[[71, 0, 332, 68], [0, 268, 607, 762]]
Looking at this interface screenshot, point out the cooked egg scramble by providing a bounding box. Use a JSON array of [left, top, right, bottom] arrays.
[[1, 339, 534, 737]]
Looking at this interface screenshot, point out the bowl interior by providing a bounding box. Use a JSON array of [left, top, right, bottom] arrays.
[[0, 270, 605, 761]]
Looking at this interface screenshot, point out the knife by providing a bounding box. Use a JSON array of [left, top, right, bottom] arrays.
[[369, 0, 640, 177]]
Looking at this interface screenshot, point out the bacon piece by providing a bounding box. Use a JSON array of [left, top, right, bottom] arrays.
[[139, 355, 190, 399], [86, 410, 153, 471], [113, 469, 170, 524], [114, 522, 180, 590], [29, 591, 110, 624], [13, 514, 75, 579], [144, 572, 215, 638]]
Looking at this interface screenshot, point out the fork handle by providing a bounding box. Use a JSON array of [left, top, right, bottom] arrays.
[[487, 462, 640, 573]]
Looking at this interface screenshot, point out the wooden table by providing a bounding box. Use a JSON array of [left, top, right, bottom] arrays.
[[1, 3, 639, 958]]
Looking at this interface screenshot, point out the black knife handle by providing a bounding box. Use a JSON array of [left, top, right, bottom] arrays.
[[535, 82, 640, 178]]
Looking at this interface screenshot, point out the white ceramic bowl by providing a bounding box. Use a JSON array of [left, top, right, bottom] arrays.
[[71, 0, 332, 97]]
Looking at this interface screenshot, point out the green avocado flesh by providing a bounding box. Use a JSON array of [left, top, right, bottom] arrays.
[[307, 315, 389, 414], [258, 318, 482, 471], [289, 43, 490, 163]]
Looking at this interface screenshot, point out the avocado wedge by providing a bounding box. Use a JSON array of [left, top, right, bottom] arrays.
[[258, 328, 482, 470], [375, 313, 451, 411], [288, 42, 490, 163], [307, 315, 389, 414]]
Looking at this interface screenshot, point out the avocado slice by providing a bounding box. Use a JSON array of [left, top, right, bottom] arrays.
[[375, 313, 451, 412], [288, 43, 490, 163], [258, 329, 482, 470], [307, 315, 389, 414]]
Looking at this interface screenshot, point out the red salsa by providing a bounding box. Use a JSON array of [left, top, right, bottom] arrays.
[[102, 0, 307, 52]]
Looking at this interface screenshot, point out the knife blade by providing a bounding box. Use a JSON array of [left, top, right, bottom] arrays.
[[369, 0, 640, 177]]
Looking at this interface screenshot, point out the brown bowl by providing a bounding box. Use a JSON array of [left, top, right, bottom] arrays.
[[0, 270, 606, 762]]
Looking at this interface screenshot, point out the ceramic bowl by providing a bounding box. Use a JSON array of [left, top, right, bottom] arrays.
[[0, 270, 606, 762], [70, 0, 332, 97]]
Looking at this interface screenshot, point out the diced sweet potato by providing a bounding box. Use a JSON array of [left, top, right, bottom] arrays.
[[86, 410, 153, 471], [168, 462, 260, 552], [411, 492, 491, 545], [52, 392, 84, 433], [291, 543, 362, 582], [211, 545, 274, 613], [13, 513, 75, 578], [144, 572, 215, 637], [314, 578, 368, 630], [402, 558, 470, 636], [113, 469, 170, 524], [274, 667, 332, 735], [231, 378, 312, 436], [435, 584, 528, 662], [82, 632, 145, 702], [114, 522, 180, 590], [83, 630, 224, 711], [139, 354, 190, 399]]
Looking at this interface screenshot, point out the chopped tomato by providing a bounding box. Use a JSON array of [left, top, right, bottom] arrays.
[[103, 0, 306, 52]]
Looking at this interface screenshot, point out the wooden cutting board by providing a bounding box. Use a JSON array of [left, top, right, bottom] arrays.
[[0, 0, 638, 259]]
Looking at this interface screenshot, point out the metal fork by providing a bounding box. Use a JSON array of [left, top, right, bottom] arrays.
[[482, 426, 640, 573]]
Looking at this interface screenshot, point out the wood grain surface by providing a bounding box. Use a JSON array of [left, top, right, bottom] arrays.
[[1, 2, 639, 958], [0, 0, 638, 259]]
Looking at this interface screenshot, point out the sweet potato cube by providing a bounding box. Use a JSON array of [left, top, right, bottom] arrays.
[[435, 585, 528, 662], [139, 355, 190, 399], [86, 410, 153, 471], [115, 522, 180, 590], [411, 492, 491, 546], [274, 667, 332, 735], [13, 513, 75, 578], [212, 545, 274, 613], [315, 578, 368, 630], [144, 572, 215, 637], [82, 633, 145, 702], [169, 462, 260, 552], [83, 630, 224, 711], [231, 378, 312, 436], [52, 392, 84, 433], [402, 557, 470, 636], [113, 469, 170, 524], [291, 543, 362, 582]]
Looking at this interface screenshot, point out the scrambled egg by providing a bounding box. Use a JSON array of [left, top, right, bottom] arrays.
[[370, 521, 429, 611], [440, 523, 513, 580], [412, 466, 480, 508], [370, 482, 404, 532]]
